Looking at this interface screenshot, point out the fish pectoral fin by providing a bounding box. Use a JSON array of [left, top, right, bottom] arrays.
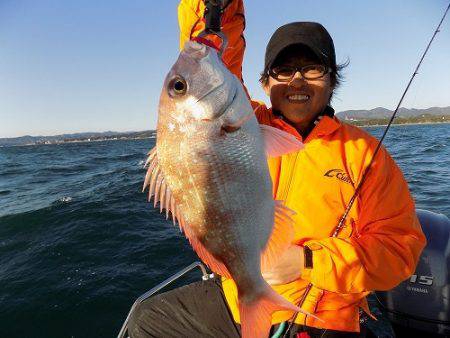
[[260, 201, 296, 272], [260, 124, 304, 157]]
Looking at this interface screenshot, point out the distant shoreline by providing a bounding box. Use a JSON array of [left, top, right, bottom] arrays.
[[358, 121, 450, 128], [0, 135, 155, 148], [1, 120, 449, 148]]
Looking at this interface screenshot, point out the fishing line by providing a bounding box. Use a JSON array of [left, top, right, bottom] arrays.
[[282, 2, 450, 337]]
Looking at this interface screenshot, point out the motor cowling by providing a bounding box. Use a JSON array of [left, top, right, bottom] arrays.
[[376, 209, 450, 336]]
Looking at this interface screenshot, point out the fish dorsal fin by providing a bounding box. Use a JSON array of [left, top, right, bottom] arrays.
[[260, 124, 304, 157], [143, 147, 232, 278], [260, 200, 296, 273], [143, 147, 178, 225]]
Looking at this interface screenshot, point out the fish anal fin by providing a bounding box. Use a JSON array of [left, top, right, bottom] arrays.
[[260, 124, 304, 157], [180, 219, 232, 279], [260, 201, 296, 272]]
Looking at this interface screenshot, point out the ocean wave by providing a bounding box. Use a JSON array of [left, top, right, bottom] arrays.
[[117, 153, 140, 161], [0, 169, 27, 177], [59, 196, 73, 203], [419, 144, 446, 154], [88, 153, 140, 163], [2, 194, 76, 218], [45, 165, 91, 174], [88, 155, 111, 163]]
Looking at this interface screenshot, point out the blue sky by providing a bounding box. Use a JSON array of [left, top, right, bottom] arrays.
[[1, 0, 449, 138]]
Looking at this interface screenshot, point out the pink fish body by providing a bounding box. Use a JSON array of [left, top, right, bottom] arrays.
[[144, 41, 312, 338]]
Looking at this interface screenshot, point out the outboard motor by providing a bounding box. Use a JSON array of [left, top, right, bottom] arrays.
[[376, 209, 450, 337]]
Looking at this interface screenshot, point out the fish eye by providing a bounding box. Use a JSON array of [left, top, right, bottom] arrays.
[[168, 76, 187, 97]]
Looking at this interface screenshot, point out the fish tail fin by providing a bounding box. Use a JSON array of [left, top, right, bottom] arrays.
[[239, 282, 303, 338]]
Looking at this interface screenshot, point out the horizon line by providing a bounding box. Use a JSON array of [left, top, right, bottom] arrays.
[[3, 104, 449, 139]]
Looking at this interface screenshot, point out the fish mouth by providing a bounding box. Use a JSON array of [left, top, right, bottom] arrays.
[[184, 41, 209, 60]]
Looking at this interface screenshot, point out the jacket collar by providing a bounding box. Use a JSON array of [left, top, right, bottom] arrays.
[[270, 105, 341, 142]]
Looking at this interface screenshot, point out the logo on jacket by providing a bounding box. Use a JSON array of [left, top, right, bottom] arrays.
[[324, 169, 353, 185]]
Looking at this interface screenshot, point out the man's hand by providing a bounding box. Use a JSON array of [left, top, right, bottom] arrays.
[[262, 245, 304, 285], [222, 0, 232, 7], [204, 0, 231, 9]]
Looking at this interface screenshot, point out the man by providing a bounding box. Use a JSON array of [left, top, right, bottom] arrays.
[[128, 1, 426, 336]]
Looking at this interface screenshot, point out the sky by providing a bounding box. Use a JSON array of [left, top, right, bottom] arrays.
[[1, 0, 450, 138]]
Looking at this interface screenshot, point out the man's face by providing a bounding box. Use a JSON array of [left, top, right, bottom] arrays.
[[263, 46, 333, 135]]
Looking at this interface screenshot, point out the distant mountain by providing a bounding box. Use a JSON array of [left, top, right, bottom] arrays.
[[0, 130, 155, 147], [336, 106, 450, 120]]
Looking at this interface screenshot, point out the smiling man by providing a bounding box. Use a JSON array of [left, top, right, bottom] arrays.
[[128, 1, 426, 337], [253, 21, 346, 143], [259, 23, 337, 139]]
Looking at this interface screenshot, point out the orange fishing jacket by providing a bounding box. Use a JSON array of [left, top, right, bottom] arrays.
[[178, 0, 426, 332]]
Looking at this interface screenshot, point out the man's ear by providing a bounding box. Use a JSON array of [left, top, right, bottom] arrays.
[[261, 81, 271, 97], [328, 81, 336, 102]]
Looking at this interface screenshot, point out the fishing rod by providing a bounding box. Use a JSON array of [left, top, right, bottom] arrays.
[[196, 0, 228, 57], [282, 2, 450, 337]]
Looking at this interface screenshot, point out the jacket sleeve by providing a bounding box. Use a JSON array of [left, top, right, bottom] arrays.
[[300, 146, 427, 293], [178, 0, 246, 83]]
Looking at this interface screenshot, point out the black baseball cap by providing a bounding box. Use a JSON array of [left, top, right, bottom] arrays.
[[264, 22, 336, 73]]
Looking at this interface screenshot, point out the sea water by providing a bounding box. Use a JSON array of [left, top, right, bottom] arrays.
[[0, 123, 448, 337]]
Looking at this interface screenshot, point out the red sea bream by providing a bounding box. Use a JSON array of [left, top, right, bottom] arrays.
[[144, 40, 313, 338]]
